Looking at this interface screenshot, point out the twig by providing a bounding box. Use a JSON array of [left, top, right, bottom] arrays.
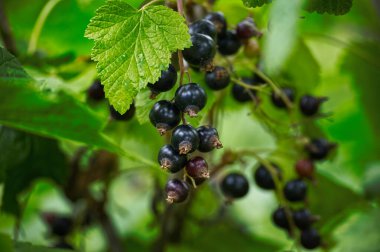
[[0, 1, 18, 55]]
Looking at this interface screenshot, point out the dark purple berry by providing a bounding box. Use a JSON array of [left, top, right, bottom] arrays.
[[149, 100, 181, 135], [231, 77, 257, 103], [283, 179, 307, 202], [272, 207, 290, 230], [174, 83, 207, 117], [148, 64, 177, 96], [196, 125, 223, 152], [236, 17, 261, 39], [110, 104, 135, 121], [301, 228, 321, 250], [271, 87, 295, 108], [254, 163, 282, 190], [295, 159, 315, 179], [221, 173, 249, 199], [87, 80, 105, 101], [306, 138, 336, 161], [189, 19, 217, 40], [186, 156, 209, 179], [217, 30, 242, 56], [204, 12, 227, 35], [171, 124, 200, 154], [43, 213, 73, 237], [293, 209, 314, 230], [299, 95, 328, 116], [165, 179, 190, 204], [183, 33, 216, 68], [205, 66, 230, 90], [158, 145, 187, 173], [185, 176, 206, 186]]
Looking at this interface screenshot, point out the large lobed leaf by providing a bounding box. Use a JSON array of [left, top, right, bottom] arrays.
[[85, 0, 191, 114], [306, 0, 353, 15]]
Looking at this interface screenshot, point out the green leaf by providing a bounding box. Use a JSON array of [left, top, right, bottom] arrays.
[[85, 1, 191, 114], [0, 233, 14, 252], [305, 0, 353, 15], [15, 241, 77, 252], [263, 0, 304, 74], [242, 0, 271, 8]]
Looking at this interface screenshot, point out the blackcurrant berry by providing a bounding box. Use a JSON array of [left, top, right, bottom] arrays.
[[87, 80, 105, 101], [196, 125, 223, 152], [236, 17, 261, 40], [185, 176, 206, 186], [189, 19, 217, 40], [271, 87, 295, 108], [204, 12, 227, 35], [217, 30, 242, 56], [158, 145, 187, 173], [149, 100, 181, 135], [110, 104, 135, 121], [171, 124, 200, 154], [231, 77, 257, 103], [147, 64, 177, 96], [295, 159, 315, 179], [186, 156, 209, 179], [43, 213, 73, 237], [205, 66, 230, 90], [183, 33, 216, 68], [293, 209, 314, 230], [174, 83, 207, 117], [254, 163, 282, 190], [300, 228, 321, 250], [221, 173, 249, 199], [243, 39, 260, 58], [306, 138, 336, 160], [299, 95, 328, 116], [283, 179, 307, 202], [272, 207, 290, 230], [165, 179, 190, 204]]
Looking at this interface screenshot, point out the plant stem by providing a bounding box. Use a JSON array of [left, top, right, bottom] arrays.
[[27, 0, 62, 55], [231, 77, 268, 92], [0, 1, 18, 56]]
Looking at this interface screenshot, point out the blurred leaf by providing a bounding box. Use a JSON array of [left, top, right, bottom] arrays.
[[126, 0, 146, 9], [306, 0, 353, 15], [242, 0, 271, 8], [15, 241, 77, 252], [0, 233, 14, 252]]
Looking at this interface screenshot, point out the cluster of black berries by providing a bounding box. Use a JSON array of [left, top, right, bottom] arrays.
[[42, 212, 75, 250]]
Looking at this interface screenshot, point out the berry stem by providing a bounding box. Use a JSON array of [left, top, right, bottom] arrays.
[[231, 77, 269, 92]]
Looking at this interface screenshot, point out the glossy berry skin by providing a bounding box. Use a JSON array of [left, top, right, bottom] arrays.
[[301, 228, 321, 250], [306, 138, 336, 160], [110, 104, 135, 121], [158, 145, 187, 173], [254, 163, 282, 190], [174, 83, 207, 117], [204, 12, 227, 35], [299, 95, 327, 116], [271, 87, 295, 108], [293, 209, 313, 230], [189, 19, 217, 40], [196, 125, 223, 152], [217, 30, 242, 56], [171, 124, 200, 154], [183, 33, 216, 67], [165, 179, 190, 204], [186, 156, 209, 179], [272, 207, 290, 230], [221, 173, 249, 199], [295, 159, 315, 179], [232, 77, 257, 103], [236, 18, 260, 39], [149, 100, 181, 135], [205, 66, 230, 90], [147, 64, 177, 95], [283, 179, 308, 202], [87, 80, 105, 101]]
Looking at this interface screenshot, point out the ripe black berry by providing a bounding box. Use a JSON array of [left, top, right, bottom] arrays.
[[204, 12, 227, 35], [271, 87, 295, 108], [283, 179, 307, 202], [293, 209, 314, 230], [196, 125, 223, 152], [217, 30, 242, 56], [295, 159, 315, 179], [174, 83, 207, 117], [43, 213, 73, 237], [231, 77, 257, 103], [87, 80, 105, 101], [236, 17, 261, 40], [186, 156, 209, 179], [147, 64, 177, 96], [183, 33, 216, 68], [158, 145, 187, 173], [171, 124, 200, 154], [306, 138, 336, 160], [300, 228, 321, 250], [189, 19, 217, 40], [299, 95, 328, 116], [221, 173, 249, 199], [272, 207, 290, 230], [165, 179, 190, 204], [254, 163, 282, 190], [110, 103, 135, 121], [205, 66, 230, 90], [149, 100, 181, 135]]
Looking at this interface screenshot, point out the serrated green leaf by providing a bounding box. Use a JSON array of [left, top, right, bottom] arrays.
[[306, 0, 353, 15], [85, 1, 191, 114], [242, 0, 271, 8]]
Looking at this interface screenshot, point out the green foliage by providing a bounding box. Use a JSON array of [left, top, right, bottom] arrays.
[[306, 0, 353, 15], [0, 233, 13, 252], [242, 0, 271, 8], [85, 0, 191, 113]]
